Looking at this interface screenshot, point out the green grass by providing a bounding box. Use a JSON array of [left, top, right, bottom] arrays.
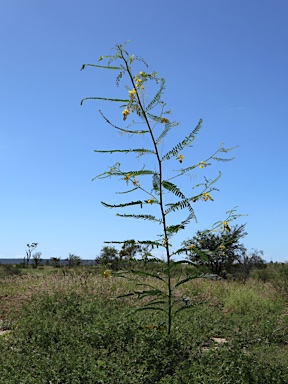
[[0, 267, 288, 383]]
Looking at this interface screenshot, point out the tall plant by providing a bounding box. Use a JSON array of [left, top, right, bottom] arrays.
[[81, 42, 238, 334]]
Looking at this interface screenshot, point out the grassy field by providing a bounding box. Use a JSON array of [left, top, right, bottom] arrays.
[[0, 264, 288, 383]]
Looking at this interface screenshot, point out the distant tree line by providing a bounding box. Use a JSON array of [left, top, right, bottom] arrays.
[[20, 227, 266, 280]]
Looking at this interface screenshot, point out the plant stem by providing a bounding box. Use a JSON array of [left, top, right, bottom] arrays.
[[120, 47, 173, 335]]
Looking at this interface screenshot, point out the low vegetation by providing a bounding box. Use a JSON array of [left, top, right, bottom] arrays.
[[0, 263, 288, 383]]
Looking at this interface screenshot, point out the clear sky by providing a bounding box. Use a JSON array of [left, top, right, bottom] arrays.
[[1, 0, 287, 262]]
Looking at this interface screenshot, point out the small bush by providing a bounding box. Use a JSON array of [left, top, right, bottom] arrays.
[[0, 265, 22, 278]]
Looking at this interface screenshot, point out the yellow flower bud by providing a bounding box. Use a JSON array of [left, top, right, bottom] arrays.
[[176, 154, 184, 163], [104, 270, 111, 278], [122, 108, 129, 121]]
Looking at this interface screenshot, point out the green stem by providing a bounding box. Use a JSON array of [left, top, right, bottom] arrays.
[[120, 47, 173, 335]]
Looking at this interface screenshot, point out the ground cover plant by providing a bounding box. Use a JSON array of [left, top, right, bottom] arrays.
[[0, 267, 288, 383]]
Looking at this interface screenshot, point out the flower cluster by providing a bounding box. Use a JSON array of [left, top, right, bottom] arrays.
[[202, 192, 214, 202], [160, 117, 169, 124], [128, 88, 137, 100], [121, 72, 151, 120], [134, 72, 144, 89], [122, 173, 140, 187]]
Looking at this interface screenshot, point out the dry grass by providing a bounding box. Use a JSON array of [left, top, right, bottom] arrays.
[[0, 268, 282, 331], [0, 267, 288, 383]]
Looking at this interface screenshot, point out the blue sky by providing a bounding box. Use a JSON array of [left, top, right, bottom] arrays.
[[1, 0, 287, 261]]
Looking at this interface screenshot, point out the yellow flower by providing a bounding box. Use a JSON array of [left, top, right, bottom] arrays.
[[219, 244, 226, 251], [104, 270, 111, 278], [202, 192, 214, 201], [187, 244, 195, 249], [122, 108, 129, 121], [139, 71, 144, 76], [147, 199, 154, 204], [128, 89, 136, 99], [160, 118, 169, 124], [132, 179, 140, 186], [198, 161, 205, 169], [123, 173, 131, 183], [176, 154, 184, 163], [134, 76, 143, 88], [222, 221, 231, 232]]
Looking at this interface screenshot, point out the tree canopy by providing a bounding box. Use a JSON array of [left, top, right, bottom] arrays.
[[183, 224, 247, 276]]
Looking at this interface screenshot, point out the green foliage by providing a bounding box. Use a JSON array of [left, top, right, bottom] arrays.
[[232, 249, 266, 281], [95, 245, 120, 270], [0, 264, 22, 278], [184, 224, 248, 276], [49, 257, 61, 268], [81, 42, 239, 334], [258, 262, 288, 299], [32, 252, 42, 268], [66, 253, 82, 267], [119, 239, 142, 260], [0, 272, 288, 383], [223, 285, 280, 316]]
